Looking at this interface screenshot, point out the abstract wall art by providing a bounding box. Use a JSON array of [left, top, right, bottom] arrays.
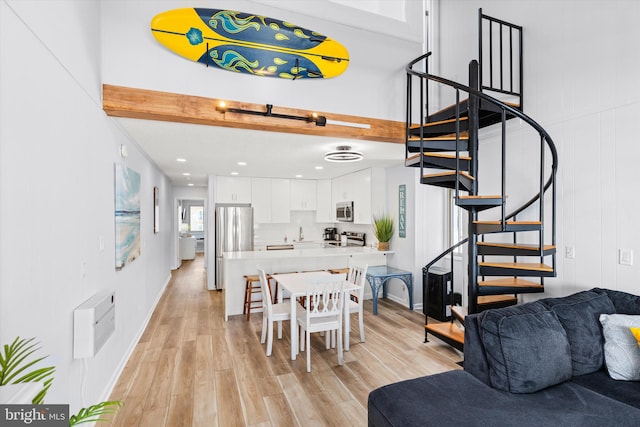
[[115, 164, 141, 271]]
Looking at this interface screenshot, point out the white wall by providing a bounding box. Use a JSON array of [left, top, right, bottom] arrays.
[[0, 0, 174, 413], [437, 0, 640, 297]]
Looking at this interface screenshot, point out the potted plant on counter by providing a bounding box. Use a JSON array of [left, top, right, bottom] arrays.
[[372, 213, 394, 251]]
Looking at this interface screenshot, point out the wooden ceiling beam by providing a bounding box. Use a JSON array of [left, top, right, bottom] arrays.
[[102, 84, 404, 144]]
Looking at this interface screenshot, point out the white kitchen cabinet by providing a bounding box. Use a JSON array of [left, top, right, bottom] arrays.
[[271, 178, 291, 223], [315, 179, 333, 222], [251, 178, 290, 223], [332, 168, 385, 225], [332, 173, 354, 205], [251, 177, 272, 223], [290, 179, 317, 211], [216, 176, 252, 203], [353, 169, 372, 224]]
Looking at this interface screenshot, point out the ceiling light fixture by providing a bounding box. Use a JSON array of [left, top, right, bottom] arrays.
[[324, 145, 363, 162], [216, 102, 326, 126], [176, 158, 186, 162]]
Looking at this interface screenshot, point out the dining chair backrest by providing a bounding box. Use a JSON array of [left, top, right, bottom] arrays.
[[257, 268, 272, 314], [304, 276, 345, 320], [348, 264, 368, 302]]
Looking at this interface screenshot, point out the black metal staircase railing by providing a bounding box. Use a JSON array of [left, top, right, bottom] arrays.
[[479, 8, 524, 108], [407, 62, 558, 342]]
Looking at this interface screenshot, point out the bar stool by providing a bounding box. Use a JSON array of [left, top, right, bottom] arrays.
[[243, 274, 263, 320]]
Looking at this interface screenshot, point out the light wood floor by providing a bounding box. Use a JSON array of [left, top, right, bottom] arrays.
[[109, 255, 462, 426]]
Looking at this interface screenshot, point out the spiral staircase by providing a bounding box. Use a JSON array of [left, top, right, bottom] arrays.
[[406, 9, 559, 351]]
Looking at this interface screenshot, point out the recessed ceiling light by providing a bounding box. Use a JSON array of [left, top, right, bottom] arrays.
[[176, 158, 187, 162], [315, 166, 324, 170], [324, 145, 363, 162], [295, 174, 303, 178], [182, 172, 191, 176], [188, 183, 194, 187], [231, 172, 239, 176], [237, 161, 247, 166]]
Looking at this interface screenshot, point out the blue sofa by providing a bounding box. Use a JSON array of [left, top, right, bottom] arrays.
[[368, 288, 640, 426]]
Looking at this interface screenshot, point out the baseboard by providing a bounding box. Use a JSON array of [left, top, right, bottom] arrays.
[[98, 271, 172, 402]]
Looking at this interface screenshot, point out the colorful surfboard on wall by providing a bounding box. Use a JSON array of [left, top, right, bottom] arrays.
[[150, 8, 350, 79]]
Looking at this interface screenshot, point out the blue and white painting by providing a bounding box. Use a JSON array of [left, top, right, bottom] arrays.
[[115, 164, 141, 271]]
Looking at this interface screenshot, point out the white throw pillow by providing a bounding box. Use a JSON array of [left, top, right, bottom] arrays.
[[599, 314, 640, 381]]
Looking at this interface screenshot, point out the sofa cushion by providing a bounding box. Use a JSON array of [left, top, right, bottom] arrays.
[[594, 288, 640, 315], [572, 369, 640, 409], [478, 301, 572, 393], [599, 314, 640, 380], [540, 290, 616, 376], [367, 370, 640, 427], [631, 327, 640, 345]]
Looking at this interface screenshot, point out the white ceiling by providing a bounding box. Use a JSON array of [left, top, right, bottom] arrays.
[[116, 117, 406, 187]]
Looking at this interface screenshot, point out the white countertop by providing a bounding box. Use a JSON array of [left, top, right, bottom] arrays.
[[223, 246, 393, 260]]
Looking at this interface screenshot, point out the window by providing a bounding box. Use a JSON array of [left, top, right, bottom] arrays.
[[189, 206, 204, 232]]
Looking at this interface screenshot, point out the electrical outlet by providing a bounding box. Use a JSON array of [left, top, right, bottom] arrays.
[[565, 246, 575, 259], [619, 249, 633, 266]]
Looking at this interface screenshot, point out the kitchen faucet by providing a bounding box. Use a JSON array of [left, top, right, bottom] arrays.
[[299, 226, 304, 241]]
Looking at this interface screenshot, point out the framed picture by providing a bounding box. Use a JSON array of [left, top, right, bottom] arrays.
[[115, 164, 141, 271], [153, 186, 160, 234]]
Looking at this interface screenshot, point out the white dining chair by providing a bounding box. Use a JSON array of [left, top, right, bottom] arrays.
[[296, 276, 345, 372], [258, 268, 291, 356], [346, 264, 368, 348]]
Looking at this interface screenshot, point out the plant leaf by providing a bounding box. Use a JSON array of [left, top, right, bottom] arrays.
[[69, 401, 123, 426]]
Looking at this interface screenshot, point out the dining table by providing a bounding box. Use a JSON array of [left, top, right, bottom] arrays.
[[270, 271, 357, 361]]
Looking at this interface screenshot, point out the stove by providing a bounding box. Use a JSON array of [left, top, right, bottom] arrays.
[[324, 231, 366, 247]]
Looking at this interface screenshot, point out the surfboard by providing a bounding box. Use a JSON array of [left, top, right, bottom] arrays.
[[150, 8, 349, 79]]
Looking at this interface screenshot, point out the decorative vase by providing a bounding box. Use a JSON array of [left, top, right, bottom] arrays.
[[378, 241, 390, 251]]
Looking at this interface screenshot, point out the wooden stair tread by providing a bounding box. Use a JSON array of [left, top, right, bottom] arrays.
[[478, 294, 518, 305], [479, 277, 545, 288], [423, 171, 475, 180], [458, 195, 502, 200], [406, 152, 472, 161], [425, 322, 464, 345], [477, 242, 555, 251], [408, 133, 470, 142], [478, 262, 553, 272], [474, 220, 542, 225], [410, 117, 468, 129], [451, 305, 467, 322]]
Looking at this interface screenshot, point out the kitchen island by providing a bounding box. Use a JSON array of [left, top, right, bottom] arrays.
[[222, 246, 393, 320]]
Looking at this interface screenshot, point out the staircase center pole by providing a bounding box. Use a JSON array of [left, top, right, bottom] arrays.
[[467, 60, 480, 314]]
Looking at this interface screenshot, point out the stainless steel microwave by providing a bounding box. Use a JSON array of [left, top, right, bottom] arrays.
[[336, 201, 353, 222]]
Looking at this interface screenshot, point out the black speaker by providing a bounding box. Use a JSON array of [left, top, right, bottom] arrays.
[[425, 266, 454, 321]]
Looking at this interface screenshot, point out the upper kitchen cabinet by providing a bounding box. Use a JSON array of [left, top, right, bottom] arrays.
[[252, 177, 290, 223], [315, 179, 333, 223], [251, 178, 271, 223], [333, 168, 385, 225], [290, 179, 317, 211], [332, 173, 354, 204], [216, 176, 252, 204], [271, 178, 291, 223]]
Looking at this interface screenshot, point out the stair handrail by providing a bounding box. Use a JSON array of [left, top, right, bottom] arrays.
[[408, 52, 559, 315], [407, 52, 558, 230]]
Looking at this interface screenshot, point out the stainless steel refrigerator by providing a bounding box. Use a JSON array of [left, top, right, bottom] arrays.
[[215, 204, 254, 289]]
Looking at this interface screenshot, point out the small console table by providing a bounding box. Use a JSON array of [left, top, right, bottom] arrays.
[[365, 265, 413, 315]]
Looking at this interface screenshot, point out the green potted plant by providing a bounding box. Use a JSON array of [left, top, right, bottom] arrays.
[[0, 336, 121, 425], [372, 213, 394, 250]]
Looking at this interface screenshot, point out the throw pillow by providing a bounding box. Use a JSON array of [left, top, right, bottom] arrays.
[[631, 327, 640, 346], [540, 290, 616, 376], [478, 301, 572, 393], [599, 314, 640, 381]]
